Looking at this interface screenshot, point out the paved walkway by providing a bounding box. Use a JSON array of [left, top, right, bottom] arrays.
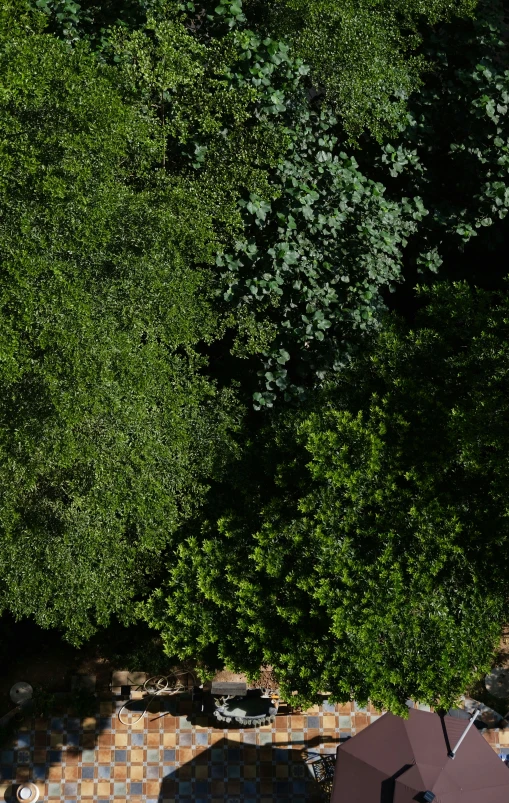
[[0, 698, 507, 802]]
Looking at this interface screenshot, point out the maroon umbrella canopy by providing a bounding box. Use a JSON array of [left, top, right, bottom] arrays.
[[330, 708, 509, 803]]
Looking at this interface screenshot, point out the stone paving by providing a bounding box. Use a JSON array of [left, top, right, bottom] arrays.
[[0, 697, 507, 802]]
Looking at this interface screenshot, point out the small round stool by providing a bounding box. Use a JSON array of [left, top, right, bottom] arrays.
[[16, 782, 39, 802]]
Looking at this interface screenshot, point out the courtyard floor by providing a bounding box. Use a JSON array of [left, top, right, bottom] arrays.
[[0, 696, 507, 802]]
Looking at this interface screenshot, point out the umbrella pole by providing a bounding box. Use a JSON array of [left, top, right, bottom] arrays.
[[448, 709, 481, 758]]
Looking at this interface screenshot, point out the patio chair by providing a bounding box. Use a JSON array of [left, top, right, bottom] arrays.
[[303, 750, 336, 801]]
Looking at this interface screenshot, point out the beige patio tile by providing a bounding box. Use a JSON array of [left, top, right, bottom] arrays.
[[80, 781, 94, 796], [130, 765, 144, 781], [130, 748, 144, 763]]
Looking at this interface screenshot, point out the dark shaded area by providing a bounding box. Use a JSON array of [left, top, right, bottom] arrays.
[[380, 763, 413, 803], [156, 736, 329, 802], [0, 613, 192, 713]]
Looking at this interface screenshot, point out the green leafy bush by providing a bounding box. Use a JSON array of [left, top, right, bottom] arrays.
[[143, 281, 509, 714]]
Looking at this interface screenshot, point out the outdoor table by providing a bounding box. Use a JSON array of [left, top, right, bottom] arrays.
[[213, 693, 277, 726], [9, 682, 33, 705], [485, 668, 509, 698]]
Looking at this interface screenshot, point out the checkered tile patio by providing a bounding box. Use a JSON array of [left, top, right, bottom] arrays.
[[0, 697, 506, 802]]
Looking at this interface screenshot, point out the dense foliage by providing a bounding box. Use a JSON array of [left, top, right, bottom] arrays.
[[2, 0, 509, 714], [143, 282, 509, 713], [359, 0, 509, 274], [241, 0, 478, 142], [0, 1, 243, 641]]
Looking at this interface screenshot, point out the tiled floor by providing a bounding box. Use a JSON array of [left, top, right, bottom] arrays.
[[0, 697, 506, 802]]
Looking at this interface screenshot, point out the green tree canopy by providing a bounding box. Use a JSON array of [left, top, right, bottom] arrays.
[[143, 281, 509, 714], [240, 0, 478, 142], [0, 0, 243, 643]]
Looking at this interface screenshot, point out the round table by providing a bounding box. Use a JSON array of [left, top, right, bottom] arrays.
[[485, 668, 509, 698], [10, 682, 33, 705]]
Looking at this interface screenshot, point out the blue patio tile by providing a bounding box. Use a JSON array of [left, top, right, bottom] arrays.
[[99, 717, 112, 730], [146, 799, 158, 803], [51, 718, 64, 730], [146, 765, 159, 779], [179, 716, 192, 729], [17, 734, 30, 748], [114, 749, 127, 762], [306, 716, 320, 728], [114, 783, 126, 796], [276, 781, 290, 794], [195, 781, 209, 795], [195, 799, 209, 803], [163, 749, 175, 762], [48, 783, 61, 797], [98, 799, 110, 803], [211, 748, 224, 762], [1, 751, 14, 764], [243, 780, 257, 795], [259, 732, 273, 745], [66, 732, 79, 747], [177, 781, 192, 795], [131, 733, 144, 746], [49, 750, 61, 763], [322, 699, 336, 712], [211, 765, 225, 779], [130, 782, 143, 795], [196, 733, 208, 745], [81, 767, 94, 780], [292, 780, 307, 794], [81, 749, 95, 763], [98, 766, 111, 779], [67, 718, 80, 730], [0, 767, 12, 781], [273, 748, 290, 762], [228, 748, 240, 761], [33, 765, 46, 781], [227, 765, 240, 778], [146, 748, 159, 763], [64, 782, 77, 796]]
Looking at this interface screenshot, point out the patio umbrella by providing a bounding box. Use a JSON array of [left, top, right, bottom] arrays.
[[330, 707, 509, 803]]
